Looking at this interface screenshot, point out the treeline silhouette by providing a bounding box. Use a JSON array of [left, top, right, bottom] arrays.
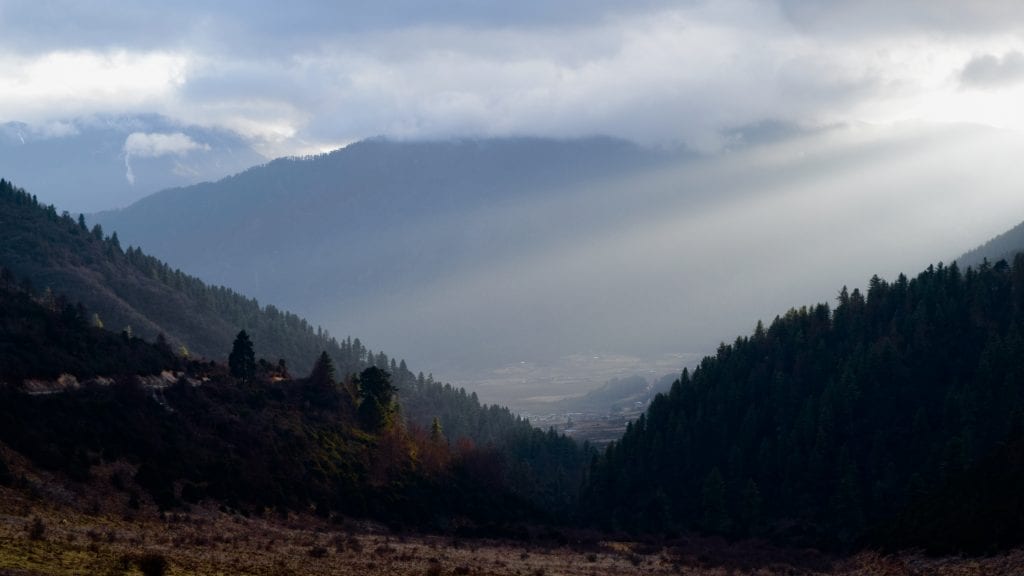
[[0, 261, 589, 527], [0, 177, 364, 376], [584, 257, 1024, 553], [0, 267, 181, 383]]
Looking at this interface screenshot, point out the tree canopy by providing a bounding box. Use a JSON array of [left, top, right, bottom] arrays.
[[584, 256, 1024, 553]]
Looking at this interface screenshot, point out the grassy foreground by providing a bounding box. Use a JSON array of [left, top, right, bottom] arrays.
[[3, 472, 1024, 576]]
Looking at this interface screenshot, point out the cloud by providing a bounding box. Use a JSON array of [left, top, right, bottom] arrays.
[[170, 4, 885, 151], [0, 1, 685, 56], [3, 2, 1024, 155], [0, 50, 188, 122], [124, 131, 208, 157], [960, 51, 1024, 88], [777, 0, 1024, 37], [123, 131, 209, 184]]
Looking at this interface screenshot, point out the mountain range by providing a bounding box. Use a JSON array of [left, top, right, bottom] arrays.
[[92, 136, 681, 399], [91, 125, 1024, 409]]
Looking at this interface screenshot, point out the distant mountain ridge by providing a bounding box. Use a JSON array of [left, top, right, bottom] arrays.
[[94, 135, 667, 284], [553, 373, 676, 414], [93, 136, 676, 374], [957, 218, 1024, 269]]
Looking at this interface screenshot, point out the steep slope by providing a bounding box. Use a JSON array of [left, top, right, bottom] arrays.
[[584, 257, 1024, 553], [0, 279, 532, 522], [0, 178, 361, 375], [0, 179, 591, 514], [0, 266, 182, 384], [95, 137, 662, 284], [92, 136, 674, 378], [957, 218, 1024, 269]]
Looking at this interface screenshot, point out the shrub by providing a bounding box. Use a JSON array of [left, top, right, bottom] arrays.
[[136, 552, 168, 576], [27, 516, 45, 540], [308, 545, 328, 558]]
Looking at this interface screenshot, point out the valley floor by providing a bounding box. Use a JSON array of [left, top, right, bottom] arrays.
[[3, 479, 1024, 576]]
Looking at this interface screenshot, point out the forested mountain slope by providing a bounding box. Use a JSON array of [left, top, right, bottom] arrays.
[[92, 136, 674, 377], [0, 178, 591, 515], [0, 267, 182, 384], [0, 271, 577, 524], [0, 178, 360, 376], [94, 137, 663, 300], [584, 257, 1024, 553]]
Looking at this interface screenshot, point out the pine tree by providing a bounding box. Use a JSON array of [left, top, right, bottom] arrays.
[[430, 416, 445, 443], [357, 366, 397, 431], [701, 467, 730, 534], [309, 351, 336, 387], [228, 330, 256, 384]]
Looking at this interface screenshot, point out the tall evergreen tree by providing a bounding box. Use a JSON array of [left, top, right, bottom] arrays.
[[357, 366, 397, 431], [430, 416, 445, 443], [309, 350, 336, 387], [228, 330, 256, 384]]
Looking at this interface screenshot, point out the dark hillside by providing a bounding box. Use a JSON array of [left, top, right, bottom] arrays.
[[0, 266, 181, 384], [0, 193, 593, 520], [0, 177, 366, 375], [0, 267, 589, 525], [584, 257, 1024, 553]]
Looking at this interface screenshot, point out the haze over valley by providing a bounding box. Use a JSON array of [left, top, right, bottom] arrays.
[[92, 124, 1024, 408]]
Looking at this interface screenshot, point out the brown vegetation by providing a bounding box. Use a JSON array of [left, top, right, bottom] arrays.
[[0, 451, 1022, 576]]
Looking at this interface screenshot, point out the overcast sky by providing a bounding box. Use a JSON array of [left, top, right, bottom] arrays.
[[4, 1, 1024, 156]]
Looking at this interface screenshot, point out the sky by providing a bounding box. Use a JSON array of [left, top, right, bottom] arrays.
[[4, 1, 1024, 157]]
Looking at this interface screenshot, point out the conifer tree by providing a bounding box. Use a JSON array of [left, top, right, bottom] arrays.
[[430, 416, 445, 443], [229, 330, 256, 384], [357, 366, 397, 431], [309, 351, 336, 387]]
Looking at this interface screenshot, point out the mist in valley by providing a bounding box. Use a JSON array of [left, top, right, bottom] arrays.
[[300, 123, 1024, 408]]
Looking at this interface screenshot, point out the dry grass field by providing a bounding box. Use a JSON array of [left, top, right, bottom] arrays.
[[1, 452, 1023, 576], [4, 481, 1024, 576]]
